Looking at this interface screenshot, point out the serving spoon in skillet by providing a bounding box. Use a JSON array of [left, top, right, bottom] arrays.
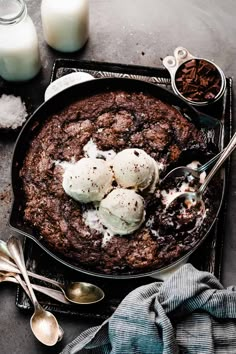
[[163, 131, 236, 217], [160, 149, 224, 184]]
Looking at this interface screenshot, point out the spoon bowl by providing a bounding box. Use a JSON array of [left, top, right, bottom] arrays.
[[7, 236, 62, 346], [30, 306, 60, 346], [64, 281, 105, 304], [161, 149, 223, 185], [163, 131, 236, 224], [0, 271, 65, 341]]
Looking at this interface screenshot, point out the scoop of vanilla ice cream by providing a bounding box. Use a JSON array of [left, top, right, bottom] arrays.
[[98, 188, 145, 235], [62, 158, 113, 203], [112, 148, 159, 192]]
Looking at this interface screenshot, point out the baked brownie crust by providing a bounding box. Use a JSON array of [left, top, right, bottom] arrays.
[[20, 90, 220, 275]]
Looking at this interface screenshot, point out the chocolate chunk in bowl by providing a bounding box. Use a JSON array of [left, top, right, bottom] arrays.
[[9, 77, 225, 278], [163, 46, 226, 107], [175, 59, 222, 102]]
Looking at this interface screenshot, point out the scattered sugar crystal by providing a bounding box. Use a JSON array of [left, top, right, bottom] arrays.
[[0, 94, 27, 129]]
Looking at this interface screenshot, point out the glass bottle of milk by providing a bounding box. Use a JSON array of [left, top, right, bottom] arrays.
[[0, 0, 41, 82], [41, 0, 89, 53]]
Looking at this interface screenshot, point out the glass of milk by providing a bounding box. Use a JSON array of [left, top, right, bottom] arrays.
[[0, 0, 41, 81], [41, 0, 89, 53]]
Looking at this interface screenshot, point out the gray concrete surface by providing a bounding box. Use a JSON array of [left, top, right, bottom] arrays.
[[0, 0, 236, 353]]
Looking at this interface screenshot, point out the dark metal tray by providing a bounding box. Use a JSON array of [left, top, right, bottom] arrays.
[[15, 59, 233, 319]]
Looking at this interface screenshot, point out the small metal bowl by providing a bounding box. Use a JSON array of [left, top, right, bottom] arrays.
[[163, 47, 226, 106]]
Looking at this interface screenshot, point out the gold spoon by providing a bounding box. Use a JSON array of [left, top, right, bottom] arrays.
[[0, 271, 65, 341], [0, 241, 105, 305], [7, 236, 62, 346], [0, 271, 70, 304]]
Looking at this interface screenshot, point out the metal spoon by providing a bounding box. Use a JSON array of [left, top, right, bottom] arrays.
[[7, 236, 62, 346], [0, 241, 105, 305], [164, 131, 236, 211], [0, 271, 70, 304], [0, 271, 65, 342], [161, 149, 224, 184], [0, 240, 11, 259]]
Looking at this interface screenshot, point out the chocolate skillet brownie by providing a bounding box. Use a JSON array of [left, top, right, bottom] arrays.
[[20, 90, 221, 275]]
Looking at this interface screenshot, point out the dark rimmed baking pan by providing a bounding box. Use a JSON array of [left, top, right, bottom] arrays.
[[9, 77, 225, 279]]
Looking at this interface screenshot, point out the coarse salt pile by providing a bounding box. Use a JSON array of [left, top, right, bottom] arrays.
[[0, 94, 27, 129]]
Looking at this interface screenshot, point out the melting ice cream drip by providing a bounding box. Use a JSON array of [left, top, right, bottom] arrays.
[[83, 138, 116, 160], [161, 160, 207, 208], [82, 208, 114, 246]]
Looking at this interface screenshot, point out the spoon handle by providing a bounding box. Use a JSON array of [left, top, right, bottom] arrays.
[[0, 240, 12, 258], [0, 252, 63, 290], [198, 150, 224, 173], [3, 275, 69, 304], [7, 236, 40, 310], [14, 274, 32, 297], [0, 240, 63, 289], [28, 271, 63, 288], [0, 257, 22, 273], [30, 283, 69, 304], [199, 132, 236, 194]]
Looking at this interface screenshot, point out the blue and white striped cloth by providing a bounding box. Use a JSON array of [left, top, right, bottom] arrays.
[[61, 264, 236, 354]]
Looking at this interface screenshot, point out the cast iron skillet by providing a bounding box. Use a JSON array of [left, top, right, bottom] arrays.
[[9, 77, 225, 279]]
